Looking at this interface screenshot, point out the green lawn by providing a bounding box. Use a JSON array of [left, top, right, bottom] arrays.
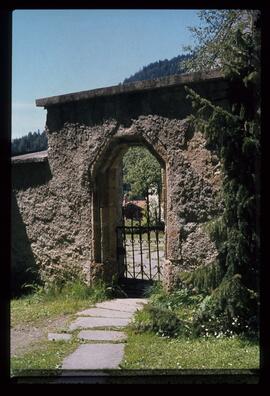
[[122, 331, 259, 369], [11, 339, 80, 375]]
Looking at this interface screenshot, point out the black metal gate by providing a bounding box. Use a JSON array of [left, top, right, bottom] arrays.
[[116, 195, 165, 281]]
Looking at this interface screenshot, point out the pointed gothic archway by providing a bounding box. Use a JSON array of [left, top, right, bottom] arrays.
[[91, 133, 167, 284]]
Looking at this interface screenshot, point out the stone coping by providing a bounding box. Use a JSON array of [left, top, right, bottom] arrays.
[[11, 150, 48, 164], [36, 70, 224, 108]]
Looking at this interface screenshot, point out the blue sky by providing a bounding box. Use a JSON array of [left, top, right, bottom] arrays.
[[12, 9, 201, 138]]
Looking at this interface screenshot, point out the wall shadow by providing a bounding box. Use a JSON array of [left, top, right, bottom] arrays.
[[46, 79, 231, 131], [11, 191, 41, 297], [12, 160, 52, 191]]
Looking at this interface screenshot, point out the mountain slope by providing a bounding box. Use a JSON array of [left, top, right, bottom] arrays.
[[123, 53, 191, 84]]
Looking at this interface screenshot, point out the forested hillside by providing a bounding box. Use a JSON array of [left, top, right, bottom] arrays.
[[12, 130, 48, 156], [123, 53, 191, 84]]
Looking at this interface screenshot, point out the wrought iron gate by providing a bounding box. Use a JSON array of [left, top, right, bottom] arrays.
[[116, 196, 165, 281]]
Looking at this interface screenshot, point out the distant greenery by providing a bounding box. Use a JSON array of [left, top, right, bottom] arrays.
[[123, 147, 162, 199], [12, 130, 48, 156], [123, 54, 191, 84]]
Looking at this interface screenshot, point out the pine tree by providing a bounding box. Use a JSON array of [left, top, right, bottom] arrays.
[[181, 10, 260, 336]]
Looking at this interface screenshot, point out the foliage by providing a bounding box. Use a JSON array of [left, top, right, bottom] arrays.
[[12, 130, 48, 156], [123, 146, 162, 199], [147, 281, 204, 310], [123, 54, 191, 84], [179, 262, 224, 295], [183, 10, 260, 335], [183, 10, 257, 72], [193, 275, 258, 338], [131, 304, 186, 338], [131, 282, 205, 338]]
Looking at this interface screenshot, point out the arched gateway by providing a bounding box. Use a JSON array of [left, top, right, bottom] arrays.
[[12, 71, 231, 292]]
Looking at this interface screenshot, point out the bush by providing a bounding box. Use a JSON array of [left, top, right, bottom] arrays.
[[131, 304, 189, 337], [192, 275, 259, 338], [147, 281, 203, 310], [179, 263, 224, 295]]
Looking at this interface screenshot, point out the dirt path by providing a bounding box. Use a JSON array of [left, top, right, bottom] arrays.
[[11, 315, 71, 357]]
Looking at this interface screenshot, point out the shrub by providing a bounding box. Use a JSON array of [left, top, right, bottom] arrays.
[[147, 281, 203, 310], [192, 274, 259, 338], [131, 304, 189, 337]]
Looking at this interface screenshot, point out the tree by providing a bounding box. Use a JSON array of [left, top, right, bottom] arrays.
[[181, 10, 260, 337], [123, 54, 191, 84], [123, 147, 162, 199], [12, 130, 48, 156]]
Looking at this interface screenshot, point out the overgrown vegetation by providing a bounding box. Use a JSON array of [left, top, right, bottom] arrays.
[[132, 277, 259, 340], [180, 10, 260, 337], [124, 282, 259, 369]]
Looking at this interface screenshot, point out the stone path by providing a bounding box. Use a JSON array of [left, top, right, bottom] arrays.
[[49, 298, 147, 370]]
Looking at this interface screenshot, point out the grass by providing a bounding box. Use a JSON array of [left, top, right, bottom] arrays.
[[11, 339, 80, 376], [122, 282, 260, 369], [11, 280, 112, 328], [11, 280, 116, 374], [11, 279, 260, 373], [121, 331, 259, 369]]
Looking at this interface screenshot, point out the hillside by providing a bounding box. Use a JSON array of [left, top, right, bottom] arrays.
[[123, 53, 191, 84]]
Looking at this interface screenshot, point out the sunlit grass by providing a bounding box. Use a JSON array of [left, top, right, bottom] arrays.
[[122, 331, 259, 369]]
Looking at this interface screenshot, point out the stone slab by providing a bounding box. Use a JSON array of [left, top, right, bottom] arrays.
[[48, 333, 72, 341], [94, 299, 147, 313], [69, 317, 130, 331], [61, 344, 125, 369], [78, 330, 127, 342], [76, 307, 133, 318]]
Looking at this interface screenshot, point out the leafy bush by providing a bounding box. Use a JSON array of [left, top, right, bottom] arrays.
[[131, 304, 189, 338], [147, 281, 203, 310]]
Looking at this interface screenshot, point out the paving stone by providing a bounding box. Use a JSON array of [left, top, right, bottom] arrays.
[[61, 344, 125, 369], [48, 333, 72, 341], [69, 316, 130, 331], [95, 299, 146, 313], [78, 330, 127, 342], [76, 308, 133, 318]]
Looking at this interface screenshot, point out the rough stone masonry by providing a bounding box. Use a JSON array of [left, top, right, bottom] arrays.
[[12, 70, 232, 292]]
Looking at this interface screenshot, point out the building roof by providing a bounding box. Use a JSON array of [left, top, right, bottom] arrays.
[[11, 150, 48, 164], [36, 70, 224, 108]]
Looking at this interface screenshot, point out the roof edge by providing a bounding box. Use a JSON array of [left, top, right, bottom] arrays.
[[36, 69, 224, 108], [12, 150, 48, 164]]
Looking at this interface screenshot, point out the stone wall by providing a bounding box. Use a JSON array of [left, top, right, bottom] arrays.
[[12, 72, 229, 291]]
